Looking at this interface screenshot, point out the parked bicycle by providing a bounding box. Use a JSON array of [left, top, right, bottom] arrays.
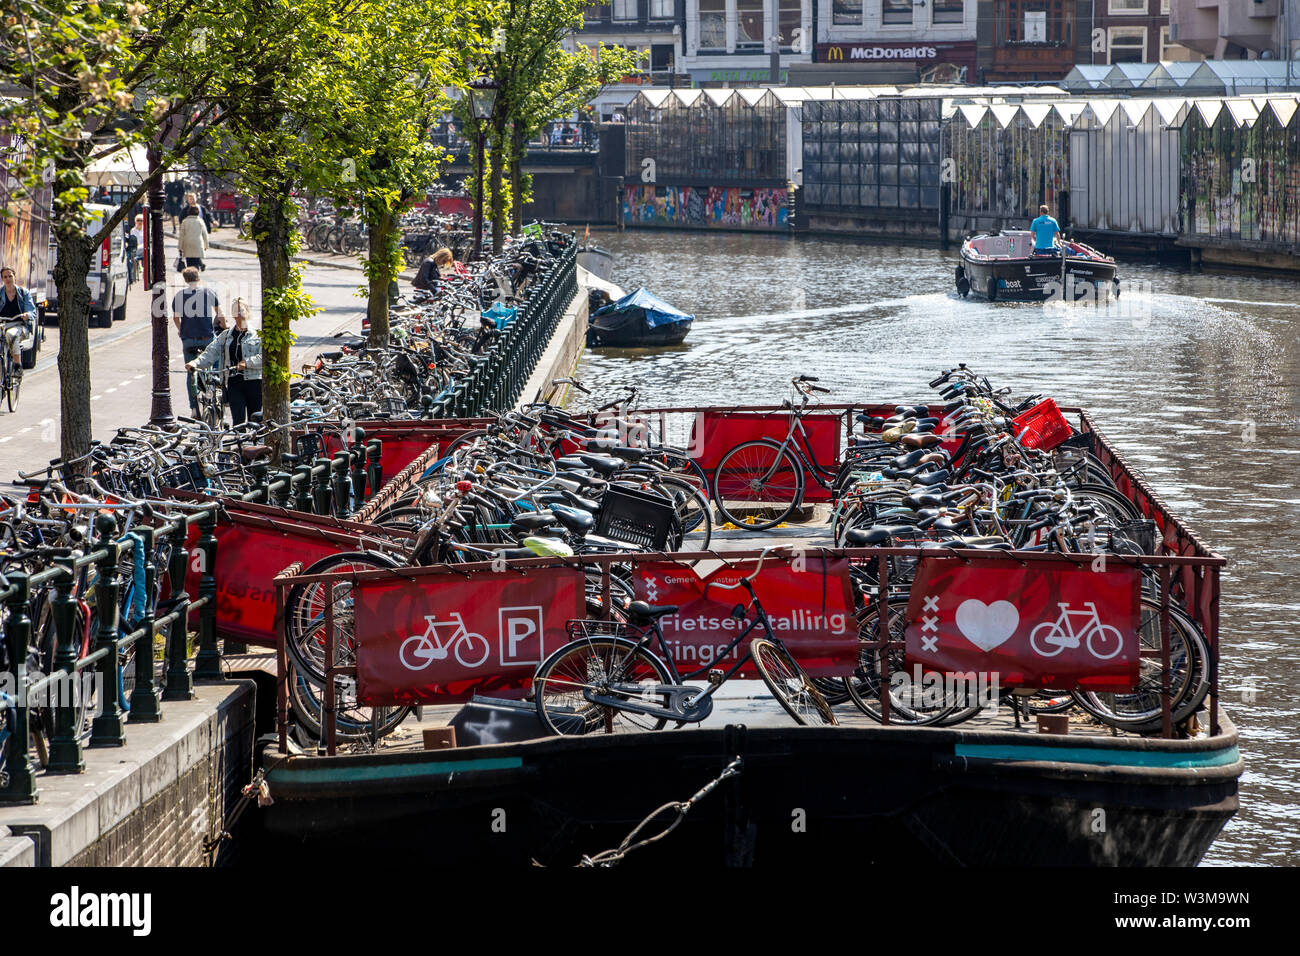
[[531, 549, 837, 734]]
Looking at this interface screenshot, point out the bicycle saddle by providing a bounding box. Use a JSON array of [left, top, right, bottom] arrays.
[[604, 445, 647, 462], [627, 601, 679, 622], [923, 536, 1012, 551], [900, 433, 942, 449], [576, 454, 624, 476], [911, 469, 951, 487], [512, 512, 557, 532], [549, 504, 595, 535], [845, 525, 913, 546]]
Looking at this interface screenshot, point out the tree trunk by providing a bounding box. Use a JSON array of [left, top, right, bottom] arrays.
[[252, 188, 294, 465], [53, 232, 96, 481], [367, 205, 395, 350], [489, 119, 507, 255], [510, 126, 525, 237]]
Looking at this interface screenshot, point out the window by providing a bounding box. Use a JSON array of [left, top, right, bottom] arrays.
[[833, 0, 863, 25], [650, 43, 674, 73], [1159, 25, 1183, 60], [650, 0, 673, 17], [882, 0, 913, 25], [1005, 0, 1071, 44], [1107, 26, 1146, 63], [1161, 0, 1168, 11], [584, 3, 609, 21], [779, 0, 801, 50], [1108, 0, 1146, 13], [1024, 10, 1046, 42], [699, 0, 725, 50], [932, 0, 964, 23], [612, 0, 636, 20], [737, 0, 764, 47]]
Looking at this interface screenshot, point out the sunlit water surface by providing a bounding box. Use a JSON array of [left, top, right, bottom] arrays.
[[578, 229, 1300, 866]]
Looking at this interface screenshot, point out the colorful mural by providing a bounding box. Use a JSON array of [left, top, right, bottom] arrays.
[[623, 185, 789, 230]]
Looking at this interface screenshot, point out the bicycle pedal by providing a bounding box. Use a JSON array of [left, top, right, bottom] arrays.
[[707, 669, 725, 686]]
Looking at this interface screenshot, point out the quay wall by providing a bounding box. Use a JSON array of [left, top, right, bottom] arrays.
[[0, 682, 256, 867]]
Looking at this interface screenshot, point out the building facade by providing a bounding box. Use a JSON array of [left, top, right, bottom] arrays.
[[683, 0, 814, 86], [807, 0, 979, 83], [572, 1, 687, 119], [1087, 0, 1191, 65], [1169, 0, 1300, 59]]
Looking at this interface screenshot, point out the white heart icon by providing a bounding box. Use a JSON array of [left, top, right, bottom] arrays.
[[954, 599, 1020, 652]]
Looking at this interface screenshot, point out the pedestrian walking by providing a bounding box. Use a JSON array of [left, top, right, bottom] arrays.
[[177, 199, 209, 272], [164, 179, 186, 233], [170, 266, 225, 416], [185, 297, 262, 426], [179, 190, 214, 231], [127, 214, 144, 285]]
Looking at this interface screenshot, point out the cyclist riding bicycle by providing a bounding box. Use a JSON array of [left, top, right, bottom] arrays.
[[1, 266, 38, 368]]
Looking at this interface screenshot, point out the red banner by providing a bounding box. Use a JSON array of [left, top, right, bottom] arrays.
[[630, 557, 857, 677], [352, 568, 586, 705], [690, 411, 843, 502], [904, 557, 1140, 691]]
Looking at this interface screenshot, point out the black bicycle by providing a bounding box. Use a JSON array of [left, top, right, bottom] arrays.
[[532, 550, 837, 733], [711, 376, 840, 530]]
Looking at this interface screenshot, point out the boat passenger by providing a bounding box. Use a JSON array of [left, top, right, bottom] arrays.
[[1031, 204, 1061, 256]]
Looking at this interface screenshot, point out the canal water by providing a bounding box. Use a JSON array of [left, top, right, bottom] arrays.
[[578, 229, 1300, 866]]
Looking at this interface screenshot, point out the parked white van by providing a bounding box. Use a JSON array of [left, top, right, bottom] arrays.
[[42, 203, 131, 329]]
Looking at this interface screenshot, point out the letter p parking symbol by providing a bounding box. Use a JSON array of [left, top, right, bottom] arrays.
[[499, 607, 545, 666]]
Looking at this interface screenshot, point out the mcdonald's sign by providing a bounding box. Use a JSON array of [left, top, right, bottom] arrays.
[[815, 41, 976, 69]]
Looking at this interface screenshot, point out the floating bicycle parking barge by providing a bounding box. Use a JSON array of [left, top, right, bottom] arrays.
[[208, 400, 1237, 867]]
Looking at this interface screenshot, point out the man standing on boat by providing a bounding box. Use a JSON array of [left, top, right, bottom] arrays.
[[1031, 204, 1061, 256]]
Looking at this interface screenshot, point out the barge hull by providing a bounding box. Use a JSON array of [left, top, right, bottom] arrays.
[[251, 719, 1239, 868]]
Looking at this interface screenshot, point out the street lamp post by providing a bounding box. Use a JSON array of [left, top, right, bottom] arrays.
[[147, 127, 173, 425], [467, 76, 499, 262]]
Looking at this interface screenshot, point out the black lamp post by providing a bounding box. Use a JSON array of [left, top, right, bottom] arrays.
[[467, 76, 499, 261]]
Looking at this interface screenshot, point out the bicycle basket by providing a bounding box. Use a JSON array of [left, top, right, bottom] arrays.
[[565, 619, 640, 643], [594, 484, 676, 551], [1011, 398, 1073, 451], [1114, 518, 1159, 555]]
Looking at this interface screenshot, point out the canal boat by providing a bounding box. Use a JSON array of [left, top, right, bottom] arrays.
[[238, 398, 1238, 869], [957, 230, 1119, 302], [587, 287, 693, 348], [577, 243, 615, 282]]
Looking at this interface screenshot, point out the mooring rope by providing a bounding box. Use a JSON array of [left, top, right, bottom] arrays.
[[575, 756, 743, 867]]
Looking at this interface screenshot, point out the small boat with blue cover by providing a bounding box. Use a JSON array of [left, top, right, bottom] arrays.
[[588, 287, 694, 348]]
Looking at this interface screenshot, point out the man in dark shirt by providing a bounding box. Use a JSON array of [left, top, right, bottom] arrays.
[[171, 266, 225, 415]]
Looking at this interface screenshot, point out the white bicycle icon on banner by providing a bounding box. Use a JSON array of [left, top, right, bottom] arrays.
[[399, 614, 491, 671], [1028, 602, 1124, 660]]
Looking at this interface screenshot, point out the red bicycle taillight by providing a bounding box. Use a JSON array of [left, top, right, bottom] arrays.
[[455, 480, 473, 493]]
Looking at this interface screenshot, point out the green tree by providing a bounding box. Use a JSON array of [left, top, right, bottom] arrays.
[[477, 1, 637, 251], [330, 3, 489, 349], [1, 1, 244, 470]]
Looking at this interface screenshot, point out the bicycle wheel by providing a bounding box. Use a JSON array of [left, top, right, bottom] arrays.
[[712, 439, 803, 531], [1072, 484, 1142, 523], [843, 604, 957, 726], [285, 551, 403, 685], [652, 473, 711, 554], [6, 364, 20, 412], [1072, 600, 1209, 733], [532, 635, 674, 735], [288, 654, 411, 744], [751, 637, 837, 726]]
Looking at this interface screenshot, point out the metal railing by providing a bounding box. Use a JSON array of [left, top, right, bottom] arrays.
[[427, 239, 578, 419], [1, 502, 222, 805]]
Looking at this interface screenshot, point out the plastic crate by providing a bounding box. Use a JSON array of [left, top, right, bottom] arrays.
[[1012, 398, 1073, 451], [595, 484, 676, 551]]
